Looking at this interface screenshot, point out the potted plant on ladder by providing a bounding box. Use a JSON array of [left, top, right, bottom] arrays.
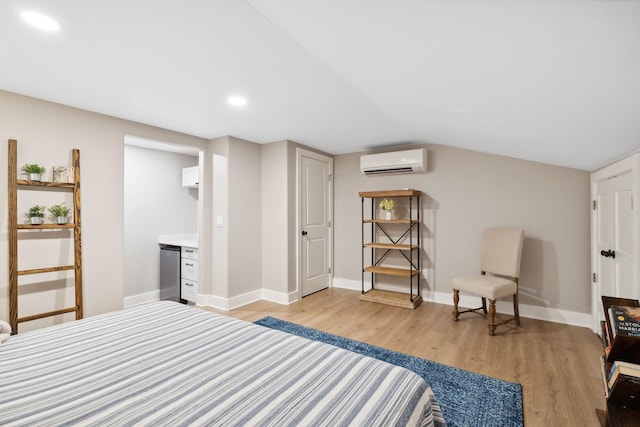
[[48, 203, 70, 225], [21, 164, 46, 181], [25, 205, 46, 225]]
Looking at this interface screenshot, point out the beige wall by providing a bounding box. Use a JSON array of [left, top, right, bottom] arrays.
[[334, 143, 592, 314], [227, 137, 262, 297], [203, 135, 263, 304], [261, 141, 289, 294], [0, 90, 206, 330]]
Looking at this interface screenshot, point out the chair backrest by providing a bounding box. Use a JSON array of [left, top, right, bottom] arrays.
[[480, 228, 525, 278]]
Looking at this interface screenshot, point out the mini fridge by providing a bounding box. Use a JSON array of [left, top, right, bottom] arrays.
[[159, 245, 182, 303]]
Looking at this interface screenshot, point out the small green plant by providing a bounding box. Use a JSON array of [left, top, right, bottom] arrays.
[[25, 205, 46, 218], [21, 164, 46, 175], [48, 203, 70, 218], [378, 198, 396, 211]]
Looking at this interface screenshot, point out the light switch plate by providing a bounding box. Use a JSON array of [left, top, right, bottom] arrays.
[[216, 216, 224, 227]]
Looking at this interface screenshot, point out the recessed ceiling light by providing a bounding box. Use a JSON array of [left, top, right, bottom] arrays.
[[21, 10, 61, 32], [227, 96, 247, 107]]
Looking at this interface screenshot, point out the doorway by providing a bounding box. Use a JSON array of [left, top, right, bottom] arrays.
[[297, 148, 333, 297], [591, 154, 639, 332], [123, 135, 202, 306]]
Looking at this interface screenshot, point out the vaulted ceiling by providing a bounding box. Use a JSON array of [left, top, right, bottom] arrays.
[[1, 1, 639, 170]]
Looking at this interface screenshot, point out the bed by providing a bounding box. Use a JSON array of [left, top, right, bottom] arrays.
[[0, 301, 445, 426]]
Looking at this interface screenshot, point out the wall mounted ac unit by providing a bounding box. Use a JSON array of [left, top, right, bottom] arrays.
[[360, 148, 426, 175]]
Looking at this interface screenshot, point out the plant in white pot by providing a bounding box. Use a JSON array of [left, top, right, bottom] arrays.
[[21, 164, 46, 181], [379, 198, 396, 220], [25, 205, 46, 225], [48, 203, 70, 225]]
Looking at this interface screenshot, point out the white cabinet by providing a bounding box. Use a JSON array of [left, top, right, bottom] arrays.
[[182, 166, 199, 188], [180, 247, 198, 303]]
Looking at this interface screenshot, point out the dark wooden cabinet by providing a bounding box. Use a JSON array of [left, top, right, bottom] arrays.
[[599, 296, 640, 426]]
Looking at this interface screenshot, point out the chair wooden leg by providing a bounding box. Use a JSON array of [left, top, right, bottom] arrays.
[[481, 297, 488, 314], [452, 289, 460, 321], [513, 294, 520, 325], [487, 299, 497, 335]]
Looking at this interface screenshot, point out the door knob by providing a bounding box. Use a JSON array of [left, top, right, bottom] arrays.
[[301, 230, 308, 236], [600, 249, 616, 258]]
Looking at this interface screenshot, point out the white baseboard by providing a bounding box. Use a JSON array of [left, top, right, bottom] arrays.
[[123, 288, 177, 308], [262, 289, 299, 305], [332, 277, 370, 292], [332, 277, 592, 328], [126, 278, 591, 329], [199, 288, 297, 311]]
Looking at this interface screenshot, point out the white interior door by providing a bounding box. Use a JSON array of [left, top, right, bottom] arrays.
[[298, 150, 332, 297], [593, 169, 636, 330]]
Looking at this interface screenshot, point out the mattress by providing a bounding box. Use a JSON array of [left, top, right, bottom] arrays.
[[0, 301, 445, 426]]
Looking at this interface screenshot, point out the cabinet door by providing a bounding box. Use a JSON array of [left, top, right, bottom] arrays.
[[182, 166, 199, 188], [181, 247, 198, 260], [181, 258, 198, 281], [181, 279, 198, 302]]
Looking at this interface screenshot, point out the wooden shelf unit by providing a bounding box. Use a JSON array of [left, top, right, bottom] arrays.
[[360, 189, 422, 309], [7, 139, 83, 334], [599, 296, 640, 426]]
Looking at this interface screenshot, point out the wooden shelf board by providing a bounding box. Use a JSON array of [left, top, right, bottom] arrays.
[[364, 242, 418, 250], [359, 189, 422, 198], [18, 224, 74, 230], [360, 289, 422, 309], [17, 179, 74, 189], [364, 266, 419, 277]]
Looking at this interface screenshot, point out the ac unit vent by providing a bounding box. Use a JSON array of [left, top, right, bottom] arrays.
[[363, 167, 414, 176], [360, 149, 426, 176]]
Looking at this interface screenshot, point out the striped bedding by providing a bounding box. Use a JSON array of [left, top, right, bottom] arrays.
[[0, 301, 445, 426]]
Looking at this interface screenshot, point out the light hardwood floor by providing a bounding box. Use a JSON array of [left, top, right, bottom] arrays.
[[206, 288, 606, 427]]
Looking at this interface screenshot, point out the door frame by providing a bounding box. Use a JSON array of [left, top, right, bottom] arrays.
[[296, 148, 333, 300], [590, 153, 640, 332]]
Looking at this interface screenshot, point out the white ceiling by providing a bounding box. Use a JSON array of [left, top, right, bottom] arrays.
[[1, 1, 639, 171]]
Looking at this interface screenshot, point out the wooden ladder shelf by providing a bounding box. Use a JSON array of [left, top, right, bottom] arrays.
[[7, 139, 83, 334]]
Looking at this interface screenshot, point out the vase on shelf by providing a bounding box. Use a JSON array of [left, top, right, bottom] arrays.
[[382, 210, 394, 220], [30, 216, 44, 225]]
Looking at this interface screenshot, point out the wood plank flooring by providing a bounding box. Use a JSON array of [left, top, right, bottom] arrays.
[[204, 288, 606, 427]]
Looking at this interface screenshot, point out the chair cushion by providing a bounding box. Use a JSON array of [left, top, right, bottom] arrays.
[[453, 275, 517, 300]]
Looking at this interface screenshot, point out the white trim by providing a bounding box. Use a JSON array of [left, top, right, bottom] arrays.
[[332, 277, 370, 292], [123, 288, 177, 308], [198, 289, 299, 311], [262, 289, 300, 305], [332, 277, 592, 328], [590, 153, 640, 332]]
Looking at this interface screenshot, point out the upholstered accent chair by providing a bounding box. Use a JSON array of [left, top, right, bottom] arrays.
[[452, 228, 525, 335]]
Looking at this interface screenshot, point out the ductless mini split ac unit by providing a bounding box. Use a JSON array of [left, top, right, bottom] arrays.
[[360, 148, 426, 175]]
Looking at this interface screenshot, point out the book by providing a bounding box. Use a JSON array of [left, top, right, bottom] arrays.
[[601, 296, 639, 343], [608, 305, 640, 338], [601, 355, 610, 398], [608, 360, 640, 390], [52, 166, 74, 183]]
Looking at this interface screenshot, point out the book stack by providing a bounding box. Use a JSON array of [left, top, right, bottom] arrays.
[[607, 361, 640, 392]]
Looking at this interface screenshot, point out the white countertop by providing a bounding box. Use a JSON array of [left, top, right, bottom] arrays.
[[158, 233, 198, 248]]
